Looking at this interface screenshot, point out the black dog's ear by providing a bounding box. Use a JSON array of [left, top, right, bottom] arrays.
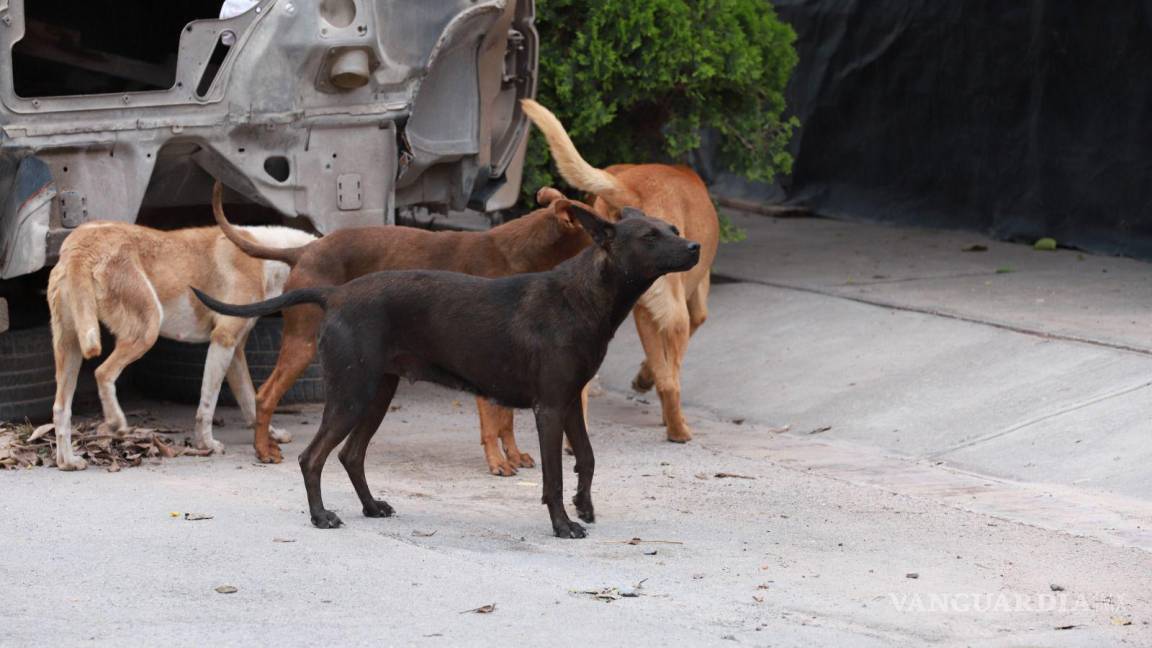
[[619, 207, 645, 220], [566, 203, 616, 246]]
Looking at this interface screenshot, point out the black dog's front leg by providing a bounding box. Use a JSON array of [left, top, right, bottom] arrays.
[[564, 402, 595, 523], [535, 406, 585, 538]]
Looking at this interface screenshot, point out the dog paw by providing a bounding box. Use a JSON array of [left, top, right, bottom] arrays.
[[197, 438, 226, 454], [269, 426, 293, 444], [488, 460, 518, 477], [512, 452, 535, 469], [363, 499, 394, 518], [311, 510, 344, 529], [574, 504, 596, 524], [56, 456, 88, 472], [666, 427, 693, 444], [553, 520, 587, 539], [96, 421, 128, 436], [631, 366, 654, 393], [255, 443, 283, 464]]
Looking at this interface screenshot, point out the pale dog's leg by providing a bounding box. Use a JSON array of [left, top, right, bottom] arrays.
[[93, 263, 162, 436], [226, 340, 293, 444], [51, 335, 87, 471], [193, 340, 238, 453], [94, 337, 156, 435]]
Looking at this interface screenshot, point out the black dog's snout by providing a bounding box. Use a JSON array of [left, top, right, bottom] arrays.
[[687, 242, 701, 253]]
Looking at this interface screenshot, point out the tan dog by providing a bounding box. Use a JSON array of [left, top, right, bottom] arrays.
[[522, 99, 719, 442], [46, 221, 315, 470]]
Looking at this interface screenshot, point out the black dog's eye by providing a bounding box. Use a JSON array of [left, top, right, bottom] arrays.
[[670, 226, 680, 236]]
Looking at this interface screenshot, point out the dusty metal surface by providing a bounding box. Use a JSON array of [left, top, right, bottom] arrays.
[[0, 0, 536, 279]]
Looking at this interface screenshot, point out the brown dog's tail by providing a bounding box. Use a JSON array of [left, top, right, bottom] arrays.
[[212, 181, 308, 267], [520, 99, 641, 209]]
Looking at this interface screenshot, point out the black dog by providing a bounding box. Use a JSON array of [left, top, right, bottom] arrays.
[[193, 201, 700, 538]]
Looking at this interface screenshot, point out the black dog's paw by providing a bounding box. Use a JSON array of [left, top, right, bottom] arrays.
[[573, 496, 596, 523], [553, 520, 587, 539], [363, 499, 395, 518], [311, 510, 344, 529]]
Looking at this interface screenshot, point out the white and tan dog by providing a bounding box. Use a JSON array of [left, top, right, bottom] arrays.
[[47, 220, 316, 470]]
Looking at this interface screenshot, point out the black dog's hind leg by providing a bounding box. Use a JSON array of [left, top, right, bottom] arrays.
[[535, 405, 586, 538], [564, 401, 595, 523], [299, 363, 381, 529], [338, 374, 400, 519]]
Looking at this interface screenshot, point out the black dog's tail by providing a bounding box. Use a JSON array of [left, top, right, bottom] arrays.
[[191, 286, 330, 319]]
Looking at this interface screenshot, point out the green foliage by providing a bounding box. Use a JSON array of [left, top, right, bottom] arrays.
[[717, 212, 747, 243], [524, 0, 799, 205]]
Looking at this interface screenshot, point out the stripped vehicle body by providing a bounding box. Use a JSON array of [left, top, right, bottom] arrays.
[[0, 0, 538, 296]]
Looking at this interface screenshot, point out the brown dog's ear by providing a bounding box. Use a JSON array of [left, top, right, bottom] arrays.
[[565, 203, 616, 247], [549, 197, 582, 232], [537, 186, 565, 206]]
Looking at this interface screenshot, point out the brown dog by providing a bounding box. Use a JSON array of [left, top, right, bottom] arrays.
[[212, 182, 593, 468], [522, 99, 719, 442]]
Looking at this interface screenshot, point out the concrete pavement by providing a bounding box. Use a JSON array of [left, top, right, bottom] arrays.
[[600, 210, 1152, 508], [3, 210, 1152, 645], [2, 389, 1151, 647]]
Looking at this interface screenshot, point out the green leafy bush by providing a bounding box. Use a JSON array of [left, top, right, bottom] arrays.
[[524, 0, 799, 209]]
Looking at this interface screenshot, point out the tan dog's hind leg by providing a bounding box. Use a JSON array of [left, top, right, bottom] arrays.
[[94, 264, 161, 436], [194, 321, 252, 454], [253, 306, 321, 463], [687, 272, 711, 336], [226, 340, 293, 445], [632, 361, 655, 393], [499, 412, 535, 470], [50, 327, 87, 471], [95, 336, 157, 435], [634, 281, 692, 443], [477, 398, 520, 476]]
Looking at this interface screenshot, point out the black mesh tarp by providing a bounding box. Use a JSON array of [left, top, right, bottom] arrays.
[[717, 1, 1152, 258]]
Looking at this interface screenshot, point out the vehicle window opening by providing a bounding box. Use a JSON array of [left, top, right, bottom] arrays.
[[195, 33, 233, 98], [12, 0, 226, 98]]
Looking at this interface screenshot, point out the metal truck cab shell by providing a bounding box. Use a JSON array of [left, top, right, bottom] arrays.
[[0, 0, 537, 280]]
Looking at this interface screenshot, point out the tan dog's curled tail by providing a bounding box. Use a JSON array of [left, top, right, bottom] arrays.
[[212, 181, 308, 267], [520, 99, 641, 209], [48, 260, 101, 359]]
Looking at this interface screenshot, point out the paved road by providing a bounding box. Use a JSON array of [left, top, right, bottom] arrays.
[[3, 212, 1152, 646], [2, 387, 1150, 647]]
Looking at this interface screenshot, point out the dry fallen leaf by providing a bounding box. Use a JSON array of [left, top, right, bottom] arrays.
[[215, 585, 238, 594], [28, 424, 54, 443], [714, 472, 756, 480], [0, 421, 199, 471], [183, 513, 214, 521], [460, 603, 495, 614], [411, 530, 437, 538]]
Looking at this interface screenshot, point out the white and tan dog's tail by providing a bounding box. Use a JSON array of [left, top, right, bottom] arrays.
[[520, 99, 641, 209], [48, 259, 101, 359]]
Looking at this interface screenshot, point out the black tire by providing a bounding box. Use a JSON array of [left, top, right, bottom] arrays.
[[0, 324, 57, 424], [133, 316, 324, 406]]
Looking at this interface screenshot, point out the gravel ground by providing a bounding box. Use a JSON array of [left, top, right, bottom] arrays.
[[2, 382, 1149, 647]]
